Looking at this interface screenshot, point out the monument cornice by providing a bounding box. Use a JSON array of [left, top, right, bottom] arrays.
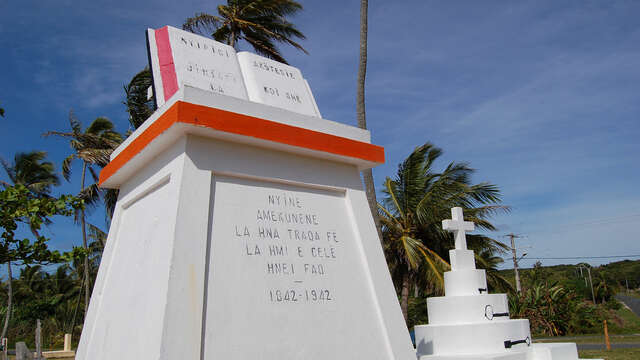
[[99, 88, 385, 188]]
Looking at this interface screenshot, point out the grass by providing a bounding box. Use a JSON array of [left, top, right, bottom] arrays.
[[621, 291, 640, 299], [579, 348, 640, 359], [535, 304, 640, 345], [608, 306, 640, 334], [535, 334, 640, 344]]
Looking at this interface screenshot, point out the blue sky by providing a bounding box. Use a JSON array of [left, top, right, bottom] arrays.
[[1, 0, 639, 271]]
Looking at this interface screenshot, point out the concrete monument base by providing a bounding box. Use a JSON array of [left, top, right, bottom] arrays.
[[77, 86, 415, 360]]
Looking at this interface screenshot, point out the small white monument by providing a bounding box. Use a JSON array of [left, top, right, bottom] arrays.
[[77, 25, 414, 360], [414, 207, 592, 360]]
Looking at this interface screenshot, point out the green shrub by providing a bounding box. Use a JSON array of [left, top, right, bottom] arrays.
[[508, 283, 604, 336]]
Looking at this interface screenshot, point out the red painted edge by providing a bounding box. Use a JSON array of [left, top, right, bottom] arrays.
[[155, 26, 179, 102], [99, 102, 385, 186]]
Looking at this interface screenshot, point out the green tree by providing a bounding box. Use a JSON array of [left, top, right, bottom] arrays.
[[524, 260, 550, 288], [508, 283, 602, 336], [0, 185, 81, 340], [124, 68, 155, 130], [183, 0, 307, 64], [378, 143, 507, 321], [594, 273, 614, 304], [3, 264, 82, 347], [1, 151, 60, 197], [45, 113, 122, 318], [0, 151, 61, 340]]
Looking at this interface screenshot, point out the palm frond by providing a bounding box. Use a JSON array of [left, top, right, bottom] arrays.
[[183, 13, 224, 36], [86, 117, 114, 135], [186, 0, 306, 63], [124, 68, 155, 129], [79, 183, 102, 210], [87, 165, 100, 183], [61, 154, 76, 182], [2, 151, 60, 196], [104, 189, 119, 220], [68, 111, 82, 135]]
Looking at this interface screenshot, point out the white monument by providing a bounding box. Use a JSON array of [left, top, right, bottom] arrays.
[[414, 207, 593, 360], [77, 25, 414, 360]]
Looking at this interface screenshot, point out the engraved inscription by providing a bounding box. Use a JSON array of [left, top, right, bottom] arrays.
[[233, 191, 341, 304]]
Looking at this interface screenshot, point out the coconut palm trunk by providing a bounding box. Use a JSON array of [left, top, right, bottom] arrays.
[[80, 161, 90, 317], [357, 0, 383, 242], [1, 260, 13, 340], [400, 271, 410, 322]]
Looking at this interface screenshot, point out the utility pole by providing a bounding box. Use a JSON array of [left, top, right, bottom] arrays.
[[577, 264, 596, 304], [505, 233, 523, 293], [587, 266, 595, 304]]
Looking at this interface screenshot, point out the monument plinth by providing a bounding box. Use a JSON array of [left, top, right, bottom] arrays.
[[414, 208, 593, 360], [78, 79, 414, 358]]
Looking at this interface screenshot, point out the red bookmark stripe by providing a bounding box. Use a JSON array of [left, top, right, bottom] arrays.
[[155, 26, 179, 102]]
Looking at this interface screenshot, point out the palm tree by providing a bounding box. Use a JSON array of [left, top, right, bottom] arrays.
[[355, 0, 383, 243], [1, 151, 60, 196], [183, 0, 307, 64], [378, 143, 508, 321], [0, 151, 60, 340], [124, 68, 155, 130], [45, 113, 122, 318]]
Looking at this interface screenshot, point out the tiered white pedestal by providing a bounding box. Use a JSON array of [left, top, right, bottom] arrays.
[[414, 238, 593, 360]]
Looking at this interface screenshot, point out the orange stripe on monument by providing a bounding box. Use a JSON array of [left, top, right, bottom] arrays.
[[99, 102, 385, 185]]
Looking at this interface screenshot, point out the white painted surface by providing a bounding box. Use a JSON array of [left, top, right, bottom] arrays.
[[531, 343, 580, 360], [238, 52, 321, 117], [81, 174, 173, 360], [146, 29, 164, 105], [427, 294, 509, 324], [416, 319, 532, 355], [203, 176, 393, 359], [449, 250, 476, 270], [444, 269, 488, 296], [81, 124, 413, 360], [77, 138, 189, 360], [442, 207, 474, 250]]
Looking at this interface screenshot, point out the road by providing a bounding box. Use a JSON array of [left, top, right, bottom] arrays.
[[616, 294, 640, 316]]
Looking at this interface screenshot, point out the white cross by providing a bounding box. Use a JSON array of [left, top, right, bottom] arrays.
[[442, 207, 475, 250]]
